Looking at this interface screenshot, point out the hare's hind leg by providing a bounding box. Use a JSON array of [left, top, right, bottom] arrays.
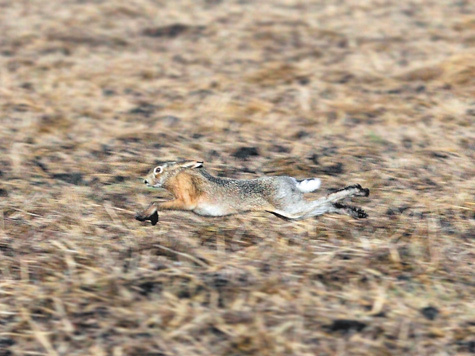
[[267, 181, 369, 220], [329, 202, 368, 219], [286, 184, 370, 220], [326, 184, 369, 202], [294, 199, 369, 220]]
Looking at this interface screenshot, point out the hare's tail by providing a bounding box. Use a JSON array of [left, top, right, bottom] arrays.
[[295, 178, 321, 193]]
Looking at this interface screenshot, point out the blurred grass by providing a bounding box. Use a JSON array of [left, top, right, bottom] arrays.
[[1, 0, 475, 355]]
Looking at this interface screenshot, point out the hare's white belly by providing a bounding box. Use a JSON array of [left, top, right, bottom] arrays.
[[193, 203, 229, 216]]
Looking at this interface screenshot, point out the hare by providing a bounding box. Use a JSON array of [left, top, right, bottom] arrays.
[[135, 160, 370, 226]]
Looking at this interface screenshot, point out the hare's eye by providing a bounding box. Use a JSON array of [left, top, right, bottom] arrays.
[[154, 166, 163, 175]]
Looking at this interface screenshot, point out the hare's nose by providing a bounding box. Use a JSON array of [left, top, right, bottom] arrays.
[[144, 180, 148, 185]]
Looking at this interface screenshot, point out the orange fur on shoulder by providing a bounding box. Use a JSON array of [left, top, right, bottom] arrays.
[[166, 171, 205, 208]]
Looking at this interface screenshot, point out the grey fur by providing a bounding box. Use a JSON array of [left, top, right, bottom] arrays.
[[195, 170, 368, 220]]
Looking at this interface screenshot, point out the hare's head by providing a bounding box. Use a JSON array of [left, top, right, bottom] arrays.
[[143, 160, 203, 188]]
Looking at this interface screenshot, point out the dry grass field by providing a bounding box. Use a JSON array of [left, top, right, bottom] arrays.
[[1, 0, 475, 355]]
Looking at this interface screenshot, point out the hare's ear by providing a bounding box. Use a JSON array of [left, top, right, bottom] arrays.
[[181, 160, 204, 169]]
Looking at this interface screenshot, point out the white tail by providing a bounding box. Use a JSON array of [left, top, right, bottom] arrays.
[[295, 178, 321, 193]]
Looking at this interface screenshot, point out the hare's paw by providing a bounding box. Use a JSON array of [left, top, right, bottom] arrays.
[[333, 203, 368, 219], [135, 210, 159, 225], [149, 211, 159, 225], [353, 206, 368, 219], [361, 187, 370, 197], [346, 184, 370, 197]]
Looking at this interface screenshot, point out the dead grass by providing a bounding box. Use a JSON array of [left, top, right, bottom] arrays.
[[1, 0, 475, 355]]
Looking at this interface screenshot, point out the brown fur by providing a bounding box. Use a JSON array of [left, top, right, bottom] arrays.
[[165, 172, 203, 209]]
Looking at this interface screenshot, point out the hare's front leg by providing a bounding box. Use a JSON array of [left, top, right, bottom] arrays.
[[135, 200, 188, 225], [135, 202, 159, 225]]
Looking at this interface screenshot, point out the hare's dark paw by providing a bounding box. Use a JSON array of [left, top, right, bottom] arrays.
[[353, 207, 368, 219], [135, 210, 159, 225], [149, 211, 159, 225]]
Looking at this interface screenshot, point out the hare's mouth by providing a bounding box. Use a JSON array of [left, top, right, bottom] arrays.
[[142, 179, 156, 188]]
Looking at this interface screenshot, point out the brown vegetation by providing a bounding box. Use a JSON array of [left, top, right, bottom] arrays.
[[0, 0, 474, 355]]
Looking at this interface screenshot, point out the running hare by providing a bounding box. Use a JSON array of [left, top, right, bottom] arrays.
[[136, 160, 370, 225]]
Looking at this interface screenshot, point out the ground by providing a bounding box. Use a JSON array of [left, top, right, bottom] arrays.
[[0, 0, 475, 355]]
